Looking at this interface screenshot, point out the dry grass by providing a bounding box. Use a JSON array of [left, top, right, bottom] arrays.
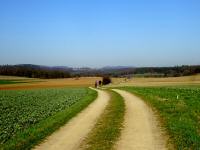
[[0, 77, 102, 90], [110, 74, 200, 87], [1, 74, 200, 90]]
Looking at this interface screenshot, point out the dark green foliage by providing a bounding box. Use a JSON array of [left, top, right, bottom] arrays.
[[133, 65, 200, 77], [1, 64, 200, 78], [0, 65, 71, 79], [102, 76, 111, 85], [121, 86, 200, 149], [0, 80, 26, 84], [0, 88, 97, 149]]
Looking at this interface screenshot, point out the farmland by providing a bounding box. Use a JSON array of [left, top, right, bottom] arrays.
[[0, 76, 102, 90], [120, 86, 200, 149], [0, 80, 26, 85], [109, 74, 200, 87], [0, 87, 97, 149], [1, 75, 200, 150], [1, 0, 200, 149], [1, 74, 200, 90]]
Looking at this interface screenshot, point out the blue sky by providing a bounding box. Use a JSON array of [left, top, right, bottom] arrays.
[[0, 0, 200, 67]]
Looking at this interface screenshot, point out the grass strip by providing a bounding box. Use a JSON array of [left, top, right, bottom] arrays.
[[1, 88, 97, 150], [0, 80, 27, 85], [120, 86, 200, 150], [81, 90, 125, 150]]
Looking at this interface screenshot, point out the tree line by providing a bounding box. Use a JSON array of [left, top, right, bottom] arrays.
[[74, 65, 200, 77], [72, 65, 200, 78], [0, 64, 200, 79], [0, 65, 71, 79], [133, 65, 200, 77]]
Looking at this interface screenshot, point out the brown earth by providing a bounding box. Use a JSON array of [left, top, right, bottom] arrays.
[[0, 77, 102, 90], [1, 75, 200, 90]]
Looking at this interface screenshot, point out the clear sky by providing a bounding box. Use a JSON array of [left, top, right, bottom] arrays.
[[0, 0, 200, 68]]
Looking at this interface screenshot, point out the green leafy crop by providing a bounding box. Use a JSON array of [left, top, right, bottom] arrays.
[[0, 88, 89, 145]]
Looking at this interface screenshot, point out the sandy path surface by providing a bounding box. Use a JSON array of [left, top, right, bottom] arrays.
[[112, 89, 167, 150], [33, 88, 110, 150]]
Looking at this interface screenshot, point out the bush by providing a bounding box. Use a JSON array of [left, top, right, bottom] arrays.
[[102, 76, 111, 85]]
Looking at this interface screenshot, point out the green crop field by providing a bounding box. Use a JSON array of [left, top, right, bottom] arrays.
[[0, 87, 97, 150], [0, 80, 26, 85], [120, 86, 200, 149]]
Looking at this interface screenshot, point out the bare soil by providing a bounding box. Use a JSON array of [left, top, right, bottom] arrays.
[[0, 77, 102, 90], [1, 75, 200, 90]]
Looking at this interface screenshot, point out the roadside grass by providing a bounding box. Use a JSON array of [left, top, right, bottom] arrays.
[[0, 88, 97, 150], [120, 86, 200, 150], [81, 90, 125, 150]]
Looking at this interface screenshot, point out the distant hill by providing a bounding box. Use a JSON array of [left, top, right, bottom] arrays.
[[0, 64, 200, 78], [17, 64, 73, 71], [0, 64, 71, 79], [101, 66, 135, 70]]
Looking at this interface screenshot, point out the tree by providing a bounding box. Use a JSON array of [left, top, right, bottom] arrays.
[[102, 76, 111, 85]]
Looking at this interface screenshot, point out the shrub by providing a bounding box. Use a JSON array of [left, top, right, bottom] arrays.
[[102, 76, 111, 85]]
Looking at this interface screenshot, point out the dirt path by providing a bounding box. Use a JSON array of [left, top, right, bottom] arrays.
[[112, 89, 167, 150], [33, 88, 110, 150]]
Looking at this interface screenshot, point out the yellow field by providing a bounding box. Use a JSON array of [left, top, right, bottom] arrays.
[[0, 76, 101, 90], [110, 74, 200, 87], [1, 75, 200, 90]]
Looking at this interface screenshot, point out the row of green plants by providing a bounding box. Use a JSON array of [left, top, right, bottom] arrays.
[[0, 80, 26, 85], [0, 87, 97, 149]]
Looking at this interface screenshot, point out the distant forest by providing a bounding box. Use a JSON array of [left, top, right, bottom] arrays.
[[95, 65, 200, 77], [0, 64, 200, 79], [0, 64, 71, 79]]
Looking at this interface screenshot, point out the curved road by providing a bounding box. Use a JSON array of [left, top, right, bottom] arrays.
[[33, 88, 110, 150], [112, 89, 167, 150], [34, 88, 168, 150]]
